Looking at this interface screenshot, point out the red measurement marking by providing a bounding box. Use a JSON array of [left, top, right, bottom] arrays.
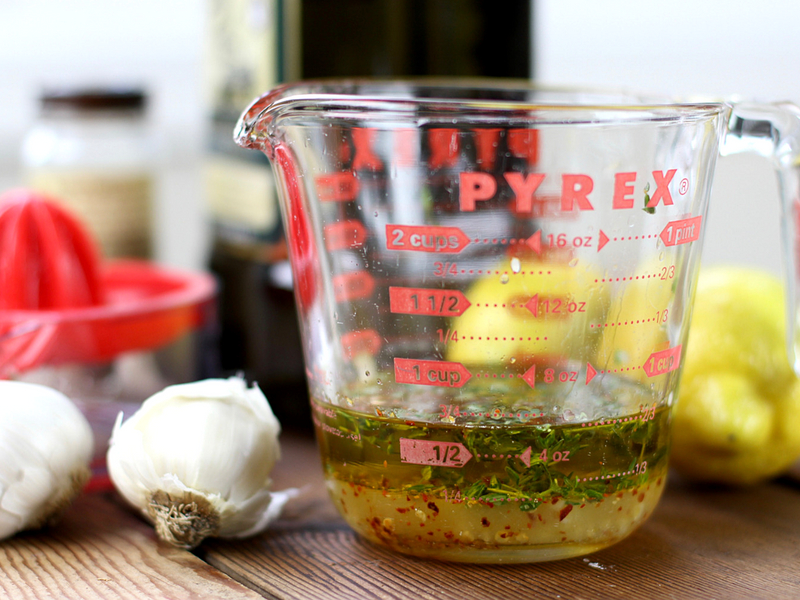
[[660, 216, 702, 246], [340, 329, 381, 359], [394, 358, 471, 388], [519, 446, 532, 468], [324, 220, 367, 251], [400, 439, 473, 468], [332, 271, 375, 303], [586, 362, 598, 384], [643, 345, 682, 377], [386, 224, 471, 253], [316, 171, 358, 202], [525, 295, 584, 318], [598, 230, 610, 252], [527, 230, 542, 254], [389, 287, 471, 316], [522, 364, 537, 388], [525, 295, 540, 317]]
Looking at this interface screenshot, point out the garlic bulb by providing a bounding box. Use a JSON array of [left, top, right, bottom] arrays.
[[0, 381, 93, 540], [107, 376, 291, 549]]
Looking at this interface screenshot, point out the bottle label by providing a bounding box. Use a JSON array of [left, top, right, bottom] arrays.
[[28, 169, 153, 259]]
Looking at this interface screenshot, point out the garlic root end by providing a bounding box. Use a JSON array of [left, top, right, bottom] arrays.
[[148, 490, 220, 550]]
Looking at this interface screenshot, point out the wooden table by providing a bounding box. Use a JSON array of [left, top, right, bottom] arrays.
[[2, 431, 799, 600]]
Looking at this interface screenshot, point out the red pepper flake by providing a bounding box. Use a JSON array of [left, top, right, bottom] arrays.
[[444, 532, 454, 540], [422, 493, 429, 503], [349, 482, 356, 488], [657, 477, 663, 486], [559, 505, 573, 521], [481, 517, 491, 527], [537, 514, 544, 522], [527, 523, 532, 529], [551, 497, 559, 505], [618, 506, 623, 512], [405, 420, 415, 426], [396, 508, 409, 514], [638, 492, 645, 503], [561, 536, 568, 542], [504, 525, 511, 530], [617, 492, 624, 500], [427, 502, 440, 516], [580, 504, 586, 509]]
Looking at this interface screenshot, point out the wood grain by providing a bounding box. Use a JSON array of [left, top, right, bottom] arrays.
[[0, 493, 263, 600], [201, 434, 800, 600]]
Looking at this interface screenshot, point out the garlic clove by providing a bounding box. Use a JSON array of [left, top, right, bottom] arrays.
[[0, 381, 93, 540], [107, 376, 290, 549]]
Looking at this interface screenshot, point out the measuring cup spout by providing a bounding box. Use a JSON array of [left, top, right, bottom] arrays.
[[234, 86, 288, 156]]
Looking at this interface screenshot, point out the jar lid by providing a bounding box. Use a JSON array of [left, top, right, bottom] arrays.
[[40, 88, 147, 112]]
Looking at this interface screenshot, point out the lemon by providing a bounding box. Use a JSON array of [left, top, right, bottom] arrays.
[[445, 255, 609, 367], [671, 266, 800, 485], [593, 258, 673, 384]]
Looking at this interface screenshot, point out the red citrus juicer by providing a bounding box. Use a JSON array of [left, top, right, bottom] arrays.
[[0, 189, 215, 377], [0, 189, 216, 489]]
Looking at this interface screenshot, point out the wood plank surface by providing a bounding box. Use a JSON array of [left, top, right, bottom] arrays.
[[0, 493, 263, 600], [200, 433, 800, 600], [2, 432, 799, 599]]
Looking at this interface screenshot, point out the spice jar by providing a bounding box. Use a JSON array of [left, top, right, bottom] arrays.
[[21, 88, 155, 259]]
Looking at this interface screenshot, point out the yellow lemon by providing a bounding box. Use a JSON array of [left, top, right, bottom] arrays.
[[671, 266, 800, 484], [446, 255, 609, 368], [593, 258, 673, 384]]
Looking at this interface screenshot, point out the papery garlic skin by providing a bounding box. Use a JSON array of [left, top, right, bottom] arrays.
[[0, 381, 93, 540], [107, 377, 283, 548]]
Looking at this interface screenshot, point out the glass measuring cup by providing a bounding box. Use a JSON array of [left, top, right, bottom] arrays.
[[235, 81, 800, 563]]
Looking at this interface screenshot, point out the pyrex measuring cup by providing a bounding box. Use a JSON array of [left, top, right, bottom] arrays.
[[236, 81, 800, 563]]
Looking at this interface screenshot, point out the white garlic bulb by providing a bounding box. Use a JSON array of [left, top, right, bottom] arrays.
[[0, 381, 93, 540], [107, 376, 291, 549]]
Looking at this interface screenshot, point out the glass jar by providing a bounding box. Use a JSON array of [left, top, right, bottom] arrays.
[[21, 88, 155, 259]]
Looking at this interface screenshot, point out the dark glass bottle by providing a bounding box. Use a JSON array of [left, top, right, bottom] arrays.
[[206, 0, 533, 431]]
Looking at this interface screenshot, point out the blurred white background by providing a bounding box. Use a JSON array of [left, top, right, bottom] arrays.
[[1, 0, 799, 274]]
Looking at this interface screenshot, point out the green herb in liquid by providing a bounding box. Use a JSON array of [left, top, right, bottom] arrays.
[[312, 393, 671, 563]]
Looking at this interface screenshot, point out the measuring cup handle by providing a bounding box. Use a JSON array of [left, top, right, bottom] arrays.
[[722, 102, 800, 374]]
